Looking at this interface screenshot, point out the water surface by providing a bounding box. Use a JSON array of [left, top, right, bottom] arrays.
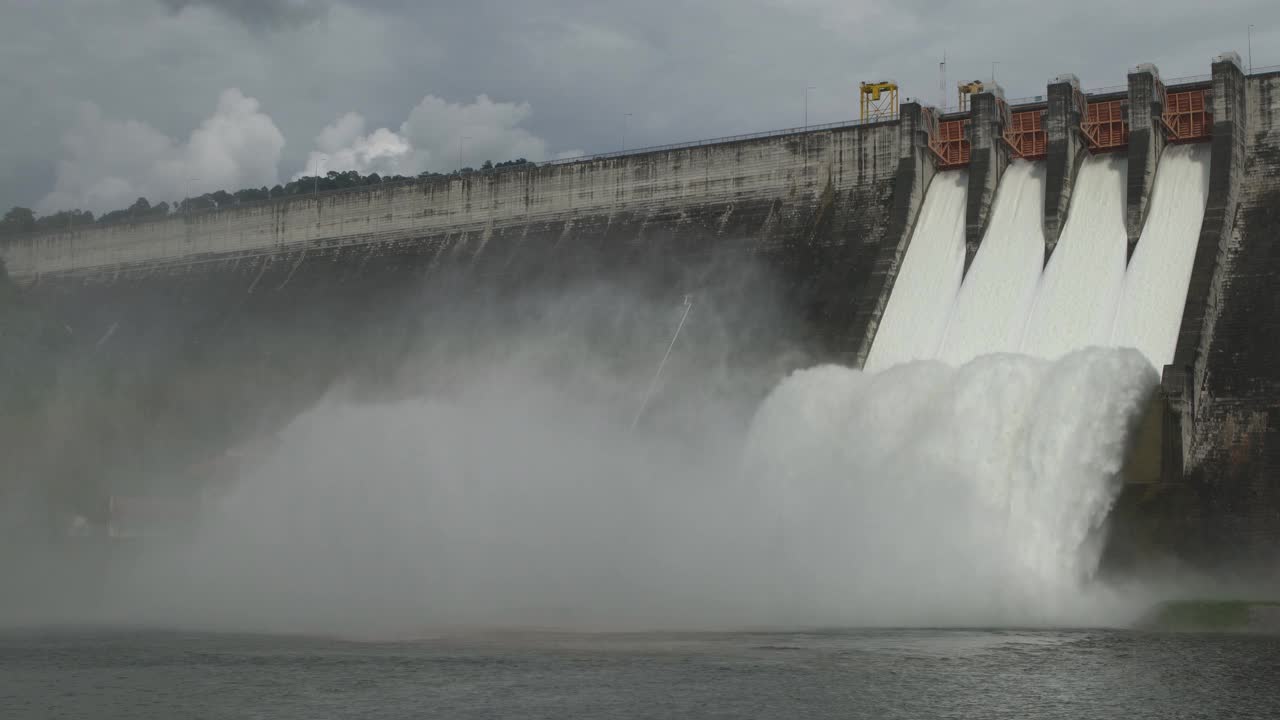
[[4, 627, 1279, 719]]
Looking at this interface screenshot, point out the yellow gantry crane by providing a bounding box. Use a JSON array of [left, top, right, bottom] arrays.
[[859, 81, 899, 121], [957, 80, 985, 111]]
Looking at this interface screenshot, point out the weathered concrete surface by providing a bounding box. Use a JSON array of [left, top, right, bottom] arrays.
[[3, 126, 897, 290], [1155, 55, 1280, 566], [964, 89, 1010, 271], [2, 121, 915, 372], [8, 59, 1280, 569], [1177, 61, 1280, 566], [1043, 76, 1085, 260], [0, 121, 919, 520], [1126, 65, 1167, 254], [848, 102, 937, 366]]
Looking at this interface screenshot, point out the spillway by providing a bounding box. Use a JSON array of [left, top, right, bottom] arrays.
[[1110, 144, 1212, 368], [937, 161, 1047, 365], [864, 171, 968, 372], [838, 140, 1215, 622], [746, 347, 1157, 625], [1019, 155, 1129, 360]]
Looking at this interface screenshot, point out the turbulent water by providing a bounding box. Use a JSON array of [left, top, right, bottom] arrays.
[[1020, 154, 1129, 359], [938, 160, 1046, 364], [8, 149, 1211, 639], [76, 346, 1157, 634], [842, 146, 1211, 625], [745, 348, 1156, 626], [865, 171, 968, 371], [1111, 144, 1212, 367]]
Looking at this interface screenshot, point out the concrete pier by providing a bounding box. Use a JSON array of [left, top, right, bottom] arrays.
[[1166, 52, 1247, 421], [1160, 53, 1253, 559], [1043, 75, 1085, 261], [849, 101, 936, 366], [964, 88, 1010, 272], [1126, 64, 1166, 256]]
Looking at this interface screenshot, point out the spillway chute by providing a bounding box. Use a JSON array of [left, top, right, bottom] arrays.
[[1018, 154, 1129, 361], [864, 171, 968, 372], [1110, 143, 1212, 369], [937, 160, 1047, 365]]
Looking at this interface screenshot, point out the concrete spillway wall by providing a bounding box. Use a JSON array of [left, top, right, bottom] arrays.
[[0, 117, 917, 516], [6, 56, 1280, 565], [1154, 59, 1280, 566], [3, 125, 901, 281], [3, 121, 908, 363]]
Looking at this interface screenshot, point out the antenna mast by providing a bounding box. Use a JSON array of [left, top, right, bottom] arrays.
[[939, 51, 947, 109]]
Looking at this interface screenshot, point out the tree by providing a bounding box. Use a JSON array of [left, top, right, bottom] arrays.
[[97, 197, 159, 225], [34, 209, 94, 231], [0, 207, 36, 235], [234, 187, 269, 204], [21, 156, 546, 232]]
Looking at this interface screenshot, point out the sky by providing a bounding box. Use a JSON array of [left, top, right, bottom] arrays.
[[1, 0, 1276, 214]]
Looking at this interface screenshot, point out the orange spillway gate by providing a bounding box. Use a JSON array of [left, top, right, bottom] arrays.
[[1162, 89, 1211, 143], [930, 119, 970, 169], [1003, 110, 1047, 160], [1081, 99, 1129, 152]]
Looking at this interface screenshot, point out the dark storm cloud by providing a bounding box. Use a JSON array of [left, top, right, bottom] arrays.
[[0, 0, 1278, 211], [157, 0, 327, 30]]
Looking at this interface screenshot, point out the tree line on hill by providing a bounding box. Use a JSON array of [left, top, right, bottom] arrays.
[[0, 158, 536, 238]]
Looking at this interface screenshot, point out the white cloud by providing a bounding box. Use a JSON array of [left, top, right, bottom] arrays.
[[40, 89, 284, 213], [37, 85, 567, 214], [298, 94, 552, 179], [299, 112, 413, 178]]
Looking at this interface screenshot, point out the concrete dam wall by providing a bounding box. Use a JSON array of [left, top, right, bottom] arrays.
[[0, 115, 917, 524], [4, 53, 1280, 567], [1, 119, 914, 362]]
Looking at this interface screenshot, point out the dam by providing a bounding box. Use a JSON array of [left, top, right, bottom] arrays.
[[3, 50, 1280, 582]]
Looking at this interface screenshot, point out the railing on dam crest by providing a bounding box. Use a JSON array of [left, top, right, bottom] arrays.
[[10, 64, 1280, 241]]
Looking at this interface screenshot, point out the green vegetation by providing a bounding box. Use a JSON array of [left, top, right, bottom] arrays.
[[0, 159, 538, 238], [1144, 600, 1280, 631]]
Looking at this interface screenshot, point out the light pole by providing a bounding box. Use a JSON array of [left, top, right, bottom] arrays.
[[312, 154, 328, 196], [1249, 24, 1254, 74], [457, 136, 471, 171], [804, 86, 816, 127], [184, 177, 199, 214], [991, 61, 1000, 83], [623, 113, 633, 151]]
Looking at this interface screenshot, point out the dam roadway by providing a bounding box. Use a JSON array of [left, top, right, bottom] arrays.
[[3, 53, 1280, 568]]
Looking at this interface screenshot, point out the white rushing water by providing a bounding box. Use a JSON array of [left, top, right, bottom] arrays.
[[1020, 155, 1129, 360], [93, 148, 1210, 634], [97, 343, 1157, 632], [745, 348, 1157, 625], [937, 161, 1047, 364], [864, 171, 968, 371], [822, 146, 1210, 625], [1110, 144, 1212, 368]]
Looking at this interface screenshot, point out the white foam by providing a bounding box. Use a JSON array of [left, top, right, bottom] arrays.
[[865, 171, 968, 371], [938, 161, 1047, 364], [1110, 144, 1212, 368], [745, 348, 1157, 626], [1020, 155, 1128, 360]]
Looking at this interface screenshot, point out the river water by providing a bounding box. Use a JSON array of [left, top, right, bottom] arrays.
[[4, 627, 1279, 719]]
